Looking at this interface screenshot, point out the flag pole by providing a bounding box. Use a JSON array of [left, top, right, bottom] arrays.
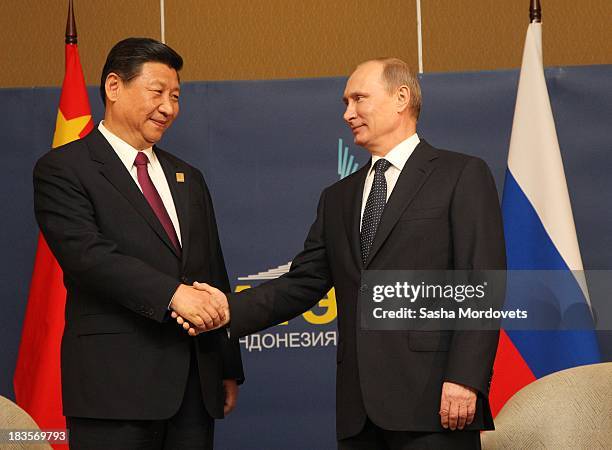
[[530, 0, 542, 23], [66, 0, 77, 44]]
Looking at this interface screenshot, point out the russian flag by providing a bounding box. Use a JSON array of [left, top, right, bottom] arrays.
[[489, 22, 601, 415]]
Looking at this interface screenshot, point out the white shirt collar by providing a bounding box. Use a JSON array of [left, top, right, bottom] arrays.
[[369, 133, 420, 174], [98, 121, 156, 167]]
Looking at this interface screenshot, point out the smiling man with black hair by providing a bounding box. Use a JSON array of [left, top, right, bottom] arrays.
[[34, 37, 243, 450]]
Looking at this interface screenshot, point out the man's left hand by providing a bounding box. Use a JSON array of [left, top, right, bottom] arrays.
[[439, 381, 477, 430], [223, 379, 239, 416]]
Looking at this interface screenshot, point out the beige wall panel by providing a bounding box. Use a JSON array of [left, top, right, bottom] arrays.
[[422, 0, 612, 73], [422, 0, 529, 72], [544, 1, 612, 67], [0, 0, 160, 88], [166, 0, 419, 81], [2, 1, 610, 87]]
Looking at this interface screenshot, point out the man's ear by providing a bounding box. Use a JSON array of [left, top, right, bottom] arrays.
[[105, 73, 121, 103], [396, 85, 411, 113]]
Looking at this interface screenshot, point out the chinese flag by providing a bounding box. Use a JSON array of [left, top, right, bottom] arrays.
[[13, 3, 93, 448]]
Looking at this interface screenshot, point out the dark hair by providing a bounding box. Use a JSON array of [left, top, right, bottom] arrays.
[[100, 37, 183, 105]]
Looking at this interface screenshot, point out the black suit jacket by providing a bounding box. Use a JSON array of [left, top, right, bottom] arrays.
[[33, 129, 243, 420], [229, 140, 505, 439]]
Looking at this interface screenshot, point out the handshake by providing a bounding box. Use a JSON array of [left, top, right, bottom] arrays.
[[169, 282, 229, 336]]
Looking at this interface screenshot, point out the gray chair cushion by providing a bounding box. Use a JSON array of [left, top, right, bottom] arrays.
[[0, 396, 52, 450], [481, 362, 612, 449]]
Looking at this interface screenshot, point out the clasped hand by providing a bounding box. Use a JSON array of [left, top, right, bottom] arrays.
[[170, 282, 228, 336]]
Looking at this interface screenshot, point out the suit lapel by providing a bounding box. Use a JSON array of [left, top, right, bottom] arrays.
[[343, 162, 370, 269], [87, 130, 181, 259], [156, 148, 191, 267], [364, 141, 439, 267]]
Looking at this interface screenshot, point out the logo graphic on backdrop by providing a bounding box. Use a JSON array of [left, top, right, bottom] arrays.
[[338, 138, 359, 179], [237, 262, 292, 281], [235, 139, 360, 352]]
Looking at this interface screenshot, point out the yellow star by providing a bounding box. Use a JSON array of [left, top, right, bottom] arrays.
[[52, 110, 91, 149]]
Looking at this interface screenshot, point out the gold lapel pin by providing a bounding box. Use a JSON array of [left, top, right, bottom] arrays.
[[176, 172, 185, 183]]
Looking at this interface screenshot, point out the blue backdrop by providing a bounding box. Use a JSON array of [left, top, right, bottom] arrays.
[[1, 65, 610, 449]]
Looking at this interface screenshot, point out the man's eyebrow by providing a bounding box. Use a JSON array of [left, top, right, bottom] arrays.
[[342, 91, 367, 103], [149, 79, 180, 92]]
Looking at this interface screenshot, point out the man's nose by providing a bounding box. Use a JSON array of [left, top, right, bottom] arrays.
[[343, 102, 356, 123], [158, 95, 176, 117]]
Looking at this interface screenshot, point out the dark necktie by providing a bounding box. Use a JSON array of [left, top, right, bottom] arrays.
[[134, 152, 181, 254], [360, 158, 392, 265]]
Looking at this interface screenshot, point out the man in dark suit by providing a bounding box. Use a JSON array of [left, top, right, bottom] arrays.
[[184, 57, 505, 449], [33, 38, 243, 450]]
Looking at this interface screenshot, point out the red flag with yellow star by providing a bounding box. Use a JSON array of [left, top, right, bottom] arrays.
[[14, 2, 92, 446]]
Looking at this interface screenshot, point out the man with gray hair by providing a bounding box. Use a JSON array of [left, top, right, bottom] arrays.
[[185, 57, 505, 449]]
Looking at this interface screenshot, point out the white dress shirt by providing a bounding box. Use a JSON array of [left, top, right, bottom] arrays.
[[360, 133, 420, 230], [98, 121, 182, 245]]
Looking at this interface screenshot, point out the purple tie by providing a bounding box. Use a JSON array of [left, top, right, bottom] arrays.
[[134, 152, 181, 254]]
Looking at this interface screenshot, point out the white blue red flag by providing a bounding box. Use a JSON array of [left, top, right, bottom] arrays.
[[489, 22, 601, 415]]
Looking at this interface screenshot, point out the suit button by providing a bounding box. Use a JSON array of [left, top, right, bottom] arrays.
[[360, 284, 368, 294], [181, 276, 188, 284]]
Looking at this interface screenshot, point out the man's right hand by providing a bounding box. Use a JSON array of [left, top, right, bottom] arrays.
[[169, 284, 227, 331]]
